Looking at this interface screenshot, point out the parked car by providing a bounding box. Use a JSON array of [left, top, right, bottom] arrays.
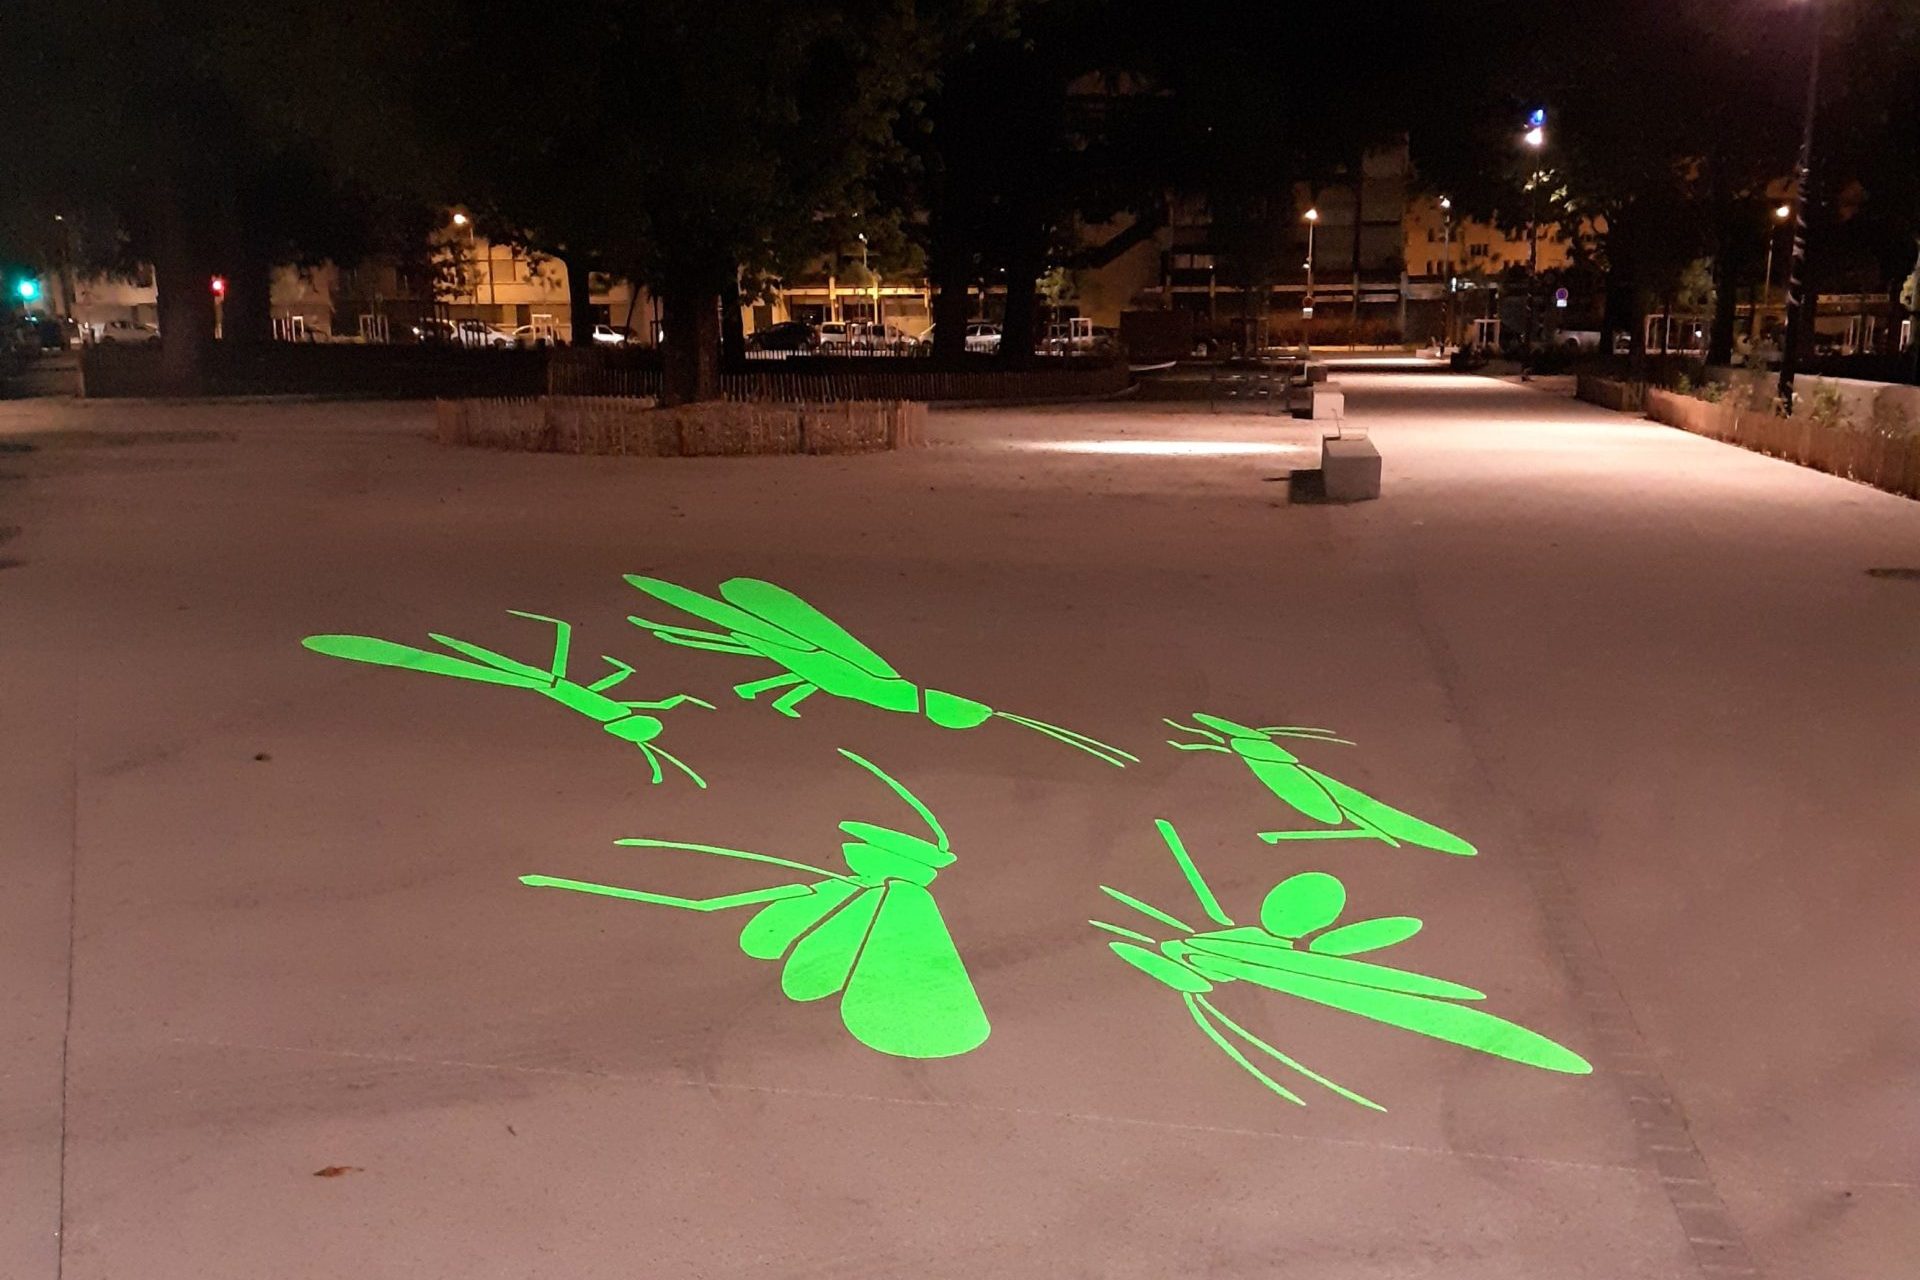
[[455, 319, 515, 348], [866, 322, 922, 354], [410, 318, 459, 344], [11, 314, 73, 350], [822, 321, 919, 354], [1039, 317, 1096, 355], [746, 320, 817, 352], [93, 318, 161, 345], [592, 323, 640, 346], [919, 322, 1001, 354], [510, 323, 561, 348], [965, 322, 1002, 354]]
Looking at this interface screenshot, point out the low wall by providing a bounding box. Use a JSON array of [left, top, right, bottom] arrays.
[[1575, 374, 1645, 414], [1645, 387, 1920, 499], [550, 350, 1130, 403], [1797, 375, 1920, 432], [80, 343, 548, 399], [435, 396, 923, 457], [79, 343, 1129, 404]]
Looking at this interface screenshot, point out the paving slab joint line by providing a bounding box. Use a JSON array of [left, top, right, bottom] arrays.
[[1398, 582, 1765, 1280]]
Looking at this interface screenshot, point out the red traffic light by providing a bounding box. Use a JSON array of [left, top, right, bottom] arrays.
[[210, 276, 227, 297]]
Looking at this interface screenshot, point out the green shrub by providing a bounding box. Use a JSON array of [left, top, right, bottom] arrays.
[[1806, 382, 1848, 430]]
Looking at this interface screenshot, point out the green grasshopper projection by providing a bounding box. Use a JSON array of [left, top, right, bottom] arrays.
[[1092, 821, 1588, 1109], [303, 611, 714, 786], [1165, 713, 1476, 855], [624, 574, 1136, 768], [521, 749, 990, 1059]]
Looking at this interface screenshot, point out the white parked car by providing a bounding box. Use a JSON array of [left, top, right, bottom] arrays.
[[454, 319, 515, 348], [818, 321, 919, 354], [592, 323, 640, 346], [1040, 317, 1095, 355], [965, 322, 1001, 354], [511, 324, 561, 348], [856, 322, 919, 354], [92, 318, 160, 345]]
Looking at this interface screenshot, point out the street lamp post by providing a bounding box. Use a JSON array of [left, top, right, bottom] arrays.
[[1522, 112, 1546, 379], [1778, 1, 1823, 410], [1752, 204, 1792, 351], [1302, 206, 1318, 358], [1440, 196, 1453, 352], [451, 213, 491, 309]]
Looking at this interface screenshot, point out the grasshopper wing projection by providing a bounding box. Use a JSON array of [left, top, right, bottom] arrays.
[[1091, 821, 1588, 1109], [1165, 712, 1476, 855], [521, 749, 990, 1059], [623, 574, 1136, 768], [303, 611, 713, 786]]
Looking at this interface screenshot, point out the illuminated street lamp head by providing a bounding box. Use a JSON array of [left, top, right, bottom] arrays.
[[1774, 204, 1792, 220], [1304, 208, 1319, 222], [1524, 126, 1546, 149], [15, 278, 40, 302], [451, 212, 469, 227], [1439, 196, 1452, 211]]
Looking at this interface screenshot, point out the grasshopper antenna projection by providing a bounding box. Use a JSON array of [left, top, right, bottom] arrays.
[[302, 611, 714, 786], [1165, 712, 1475, 854], [521, 749, 989, 1059], [1092, 821, 1588, 1109], [621, 574, 1136, 768]]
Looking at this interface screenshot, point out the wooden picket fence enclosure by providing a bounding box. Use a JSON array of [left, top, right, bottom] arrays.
[[1645, 387, 1920, 499], [435, 395, 923, 458], [546, 350, 1128, 402]]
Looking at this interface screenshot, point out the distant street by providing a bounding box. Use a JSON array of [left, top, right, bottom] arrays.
[[3, 376, 1916, 1279]]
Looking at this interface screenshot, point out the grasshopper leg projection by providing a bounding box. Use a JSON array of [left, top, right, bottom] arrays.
[[1165, 712, 1476, 854], [624, 573, 1136, 767], [522, 749, 990, 1059], [1092, 821, 1588, 1109], [302, 610, 714, 786]]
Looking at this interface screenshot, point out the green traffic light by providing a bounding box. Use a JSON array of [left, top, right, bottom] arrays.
[[15, 279, 40, 302]]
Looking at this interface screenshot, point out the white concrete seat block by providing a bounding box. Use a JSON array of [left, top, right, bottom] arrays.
[[1321, 436, 1381, 502]]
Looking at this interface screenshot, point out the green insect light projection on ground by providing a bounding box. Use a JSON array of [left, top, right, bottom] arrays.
[[521, 749, 990, 1060], [302, 611, 714, 786], [1092, 821, 1589, 1109], [1165, 713, 1477, 854], [623, 574, 1137, 768]]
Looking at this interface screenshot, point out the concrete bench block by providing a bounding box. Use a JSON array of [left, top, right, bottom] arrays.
[[1308, 385, 1344, 419], [1321, 436, 1381, 502]]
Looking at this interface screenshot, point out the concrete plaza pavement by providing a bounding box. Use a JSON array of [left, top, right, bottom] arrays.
[[1, 376, 1915, 1278]]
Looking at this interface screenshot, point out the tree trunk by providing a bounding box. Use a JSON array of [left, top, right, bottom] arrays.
[[223, 238, 274, 346], [928, 227, 972, 362], [661, 284, 721, 405], [151, 178, 215, 394], [1350, 159, 1365, 344], [720, 274, 746, 365], [561, 250, 595, 346], [1707, 250, 1738, 367], [999, 229, 1045, 368]]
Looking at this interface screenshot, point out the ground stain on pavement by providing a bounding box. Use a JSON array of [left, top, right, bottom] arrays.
[[0, 429, 230, 450]]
